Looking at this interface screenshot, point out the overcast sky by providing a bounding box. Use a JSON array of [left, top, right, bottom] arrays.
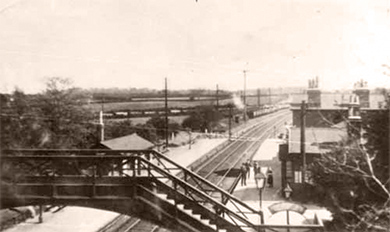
[[1, 0, 390, 93]]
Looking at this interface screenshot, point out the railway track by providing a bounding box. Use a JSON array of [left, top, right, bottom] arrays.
[[190, 110, 290, 199], [98, 109, 291, 232]]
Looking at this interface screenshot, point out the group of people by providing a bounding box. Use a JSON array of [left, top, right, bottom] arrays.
[[240, 159, 273, 188]]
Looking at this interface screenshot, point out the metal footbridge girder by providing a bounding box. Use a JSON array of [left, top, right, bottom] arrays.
[[1, 149, 264, 232]]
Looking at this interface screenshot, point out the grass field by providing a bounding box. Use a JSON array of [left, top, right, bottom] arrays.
[[84, 95, 283, 113], [85, 99, 232, 112], [107, 115, 189, 125]]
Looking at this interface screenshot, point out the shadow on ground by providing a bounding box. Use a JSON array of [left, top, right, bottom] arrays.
[[213, 168, 240, 177], [233, 187, 260, 201]]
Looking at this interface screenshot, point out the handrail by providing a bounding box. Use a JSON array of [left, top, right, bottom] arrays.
[[2, 149, 262, 224], [1, 151, 257, 230], [136, 156, 256, 228], [2, 149, 262, 218], [147, 150, 261, 215]]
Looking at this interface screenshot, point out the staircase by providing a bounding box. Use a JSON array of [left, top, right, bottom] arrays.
[[124, 150, 262, 232]]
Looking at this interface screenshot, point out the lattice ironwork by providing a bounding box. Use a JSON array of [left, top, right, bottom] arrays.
[[1, 149, 324, 232]]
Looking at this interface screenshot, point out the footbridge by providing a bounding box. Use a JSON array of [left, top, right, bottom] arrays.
[[1, 149, 263, 232], [1, 149, 325, 232]]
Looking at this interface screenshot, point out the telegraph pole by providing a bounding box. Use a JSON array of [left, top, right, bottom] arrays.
[[165, 78, 169, 150], [228, 104, 232, 140], [216, 84, 219, 110], [301, 101, 306, 183], [243, 70, 247, 122], [187, 128, 192, 150], [97, 96, 105, 143], [101, 96, 105, 112], [257, 88, 261, 106], [268, 88, 271, 105], [388, 93, 390, 187]]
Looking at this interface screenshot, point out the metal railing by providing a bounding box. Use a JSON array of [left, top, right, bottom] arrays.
[[1, 149, 324, 232], [1, 149, 263, 231]]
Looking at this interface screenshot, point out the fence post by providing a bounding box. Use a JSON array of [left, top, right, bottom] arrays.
[[51, 161, 57, 198], [91, 161, 96, 198], [38, 205, 43, 223]]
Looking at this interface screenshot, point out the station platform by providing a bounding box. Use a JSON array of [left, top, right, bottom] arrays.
[[2, 137, 228, 232], [231, 138, 332, 225]]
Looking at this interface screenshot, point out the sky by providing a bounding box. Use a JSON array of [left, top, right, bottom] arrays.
[[1, 0, 390, 93]]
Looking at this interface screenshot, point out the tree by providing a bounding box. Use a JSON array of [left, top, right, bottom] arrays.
[[309, 104, 390, 231], [1, 78, 97, 150], [36, 77, 97, 148], [182, 105, 223, 132], [361, 108, 389, 184], [135, 123, 158, 143], [105, 120, 136, 140], [104, 120, 158, 143], [182, 110, 206, 131], [310, 142, 390, 231], [146, 116, 181, 139], [0, 89, 46, 149]]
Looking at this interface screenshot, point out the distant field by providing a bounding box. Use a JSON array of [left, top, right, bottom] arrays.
[[107, 115, 189, 125], [244, 95, 283, 106], [84, 95, 284, 113], [85, 99, 232, 112]]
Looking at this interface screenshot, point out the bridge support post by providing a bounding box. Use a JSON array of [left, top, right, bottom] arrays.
[[51, 170, 57, 197], [147, 153, 151, 177], [38, 205, 43, 223], [119, 160, 123, 176], [287, 210, 290, 227], [184, 172, 188, 196], [91, 162, 96, 198], [173, 182, 178, 218], [132, 157, 137, 198]]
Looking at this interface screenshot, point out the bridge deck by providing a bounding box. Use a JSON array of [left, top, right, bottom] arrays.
[[0, 138, 229, 232]]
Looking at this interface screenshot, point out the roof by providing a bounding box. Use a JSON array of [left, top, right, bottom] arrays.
[[101, 133, 155, 150], [290, 93, 385, 110], [288, 127, 347, 154]]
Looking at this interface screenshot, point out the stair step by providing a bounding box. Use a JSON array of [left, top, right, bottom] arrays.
[[192, 213, 202, 220], [165, 199, 175, 204], [156, 193, 175, 204], [177, 204, 219, 230], [177, 204, 193, 214], [156, 193, 168, 199], [208, 224, 217, 230], [200, 218, 217, 229]]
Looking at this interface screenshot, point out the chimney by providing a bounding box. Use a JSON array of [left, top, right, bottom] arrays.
[[353, 79, 370, 108], [347, 94, 362, 139], [307, 77, 321, 108], [97, 111, 104, 142]]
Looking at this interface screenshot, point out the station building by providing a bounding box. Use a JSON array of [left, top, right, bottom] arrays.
[[96, 133, 155, 150], [279, 79, 387, 196]]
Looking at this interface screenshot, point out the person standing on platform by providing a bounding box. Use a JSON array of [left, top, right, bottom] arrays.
[[240, 163, 247, 186], [245, 159, 251, 179], [254, 162, 259, 175], [267, 168, 273, 188]]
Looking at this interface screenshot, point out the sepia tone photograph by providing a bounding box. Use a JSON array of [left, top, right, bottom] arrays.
[[0, 0, 389, 231]]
